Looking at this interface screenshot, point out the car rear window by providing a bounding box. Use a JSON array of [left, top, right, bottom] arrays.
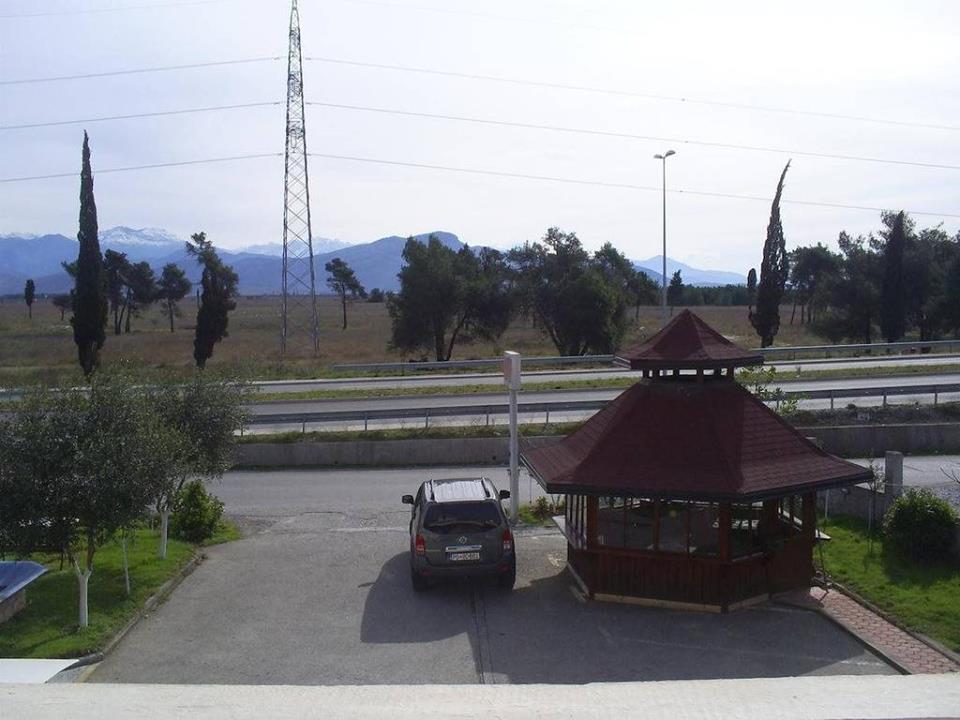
[[423, 502, 500, 533]]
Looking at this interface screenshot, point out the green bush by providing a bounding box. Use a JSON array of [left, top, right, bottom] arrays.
[[882, 489, 958, 562], [170, 480, 224, 544]]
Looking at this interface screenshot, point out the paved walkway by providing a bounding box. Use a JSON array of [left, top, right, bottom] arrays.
[[780, 587, 960, 675], [5, 674, 960, 719]]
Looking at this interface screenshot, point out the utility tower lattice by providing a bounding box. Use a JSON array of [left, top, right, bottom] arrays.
[[281, 0, 319, 356]]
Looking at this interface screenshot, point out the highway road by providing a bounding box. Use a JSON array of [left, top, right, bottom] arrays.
[[245, 371, 960, 433], [253, 353, 960, 394]]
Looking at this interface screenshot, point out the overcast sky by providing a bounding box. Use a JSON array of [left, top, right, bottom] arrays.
[[1, 0, 957, 273]]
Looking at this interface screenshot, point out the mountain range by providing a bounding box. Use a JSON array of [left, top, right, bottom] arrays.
[[0, 227, 746, 296]]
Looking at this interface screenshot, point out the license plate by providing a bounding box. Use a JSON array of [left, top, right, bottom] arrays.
[[448, 552, 481, 562]]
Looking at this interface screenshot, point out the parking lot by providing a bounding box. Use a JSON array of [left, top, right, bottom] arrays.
[[91, 467, 895, 684]]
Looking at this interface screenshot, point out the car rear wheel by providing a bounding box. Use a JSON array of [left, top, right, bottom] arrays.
[[411, 567, 429, 592]]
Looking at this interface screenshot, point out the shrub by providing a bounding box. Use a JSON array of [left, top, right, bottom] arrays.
[[882, 489, 958, 561], [170, 480, 224, 543]]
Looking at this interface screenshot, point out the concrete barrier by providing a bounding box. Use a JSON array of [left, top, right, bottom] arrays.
[[234, 435, 559, 467], [799, 423, 960, 457], [234, 422, 960, 468]]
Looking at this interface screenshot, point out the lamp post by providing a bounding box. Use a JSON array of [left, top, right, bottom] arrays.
[[653, 149, 676, 323]]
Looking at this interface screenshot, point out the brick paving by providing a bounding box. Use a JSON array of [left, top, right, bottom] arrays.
[[779, 587, 960, 675]]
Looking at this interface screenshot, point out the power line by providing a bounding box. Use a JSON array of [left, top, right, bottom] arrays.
[[0, 57, 281, 86], [9, 98, 951, 171], [306, 152, 960, 219], [306, 57, 960, 133], [3, 147, 955, 219], [308, 101, 960, 171], [0, 0, 227, 18], [0, 153, 280, 184], [1, 101, 281, 130]]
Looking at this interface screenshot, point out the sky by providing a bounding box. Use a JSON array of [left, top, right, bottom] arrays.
[[1, 0, 958, 274]]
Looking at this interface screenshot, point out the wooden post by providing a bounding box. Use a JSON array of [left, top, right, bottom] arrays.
[[586, 496, 599, 548], [718, 502, 732, 561], [653, 499, 661, 551], [761, 499, 779, 538], [801, 493, 816, 541]]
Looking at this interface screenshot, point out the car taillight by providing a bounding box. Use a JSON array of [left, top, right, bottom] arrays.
[[502, 528, 513, 553], [415, 534, 426, 556]]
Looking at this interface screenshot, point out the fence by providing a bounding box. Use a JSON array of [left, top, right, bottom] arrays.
[[245, 382, 960, 430], [328, 339, 960, 375]]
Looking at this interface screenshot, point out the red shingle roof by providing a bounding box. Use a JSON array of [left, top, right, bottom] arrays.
[[615, 310, 763, 370], [522, 379, 871, 500]]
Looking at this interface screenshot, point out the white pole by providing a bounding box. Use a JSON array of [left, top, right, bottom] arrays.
[[503, 351, 521, 523], [509, 385, 519, 522]]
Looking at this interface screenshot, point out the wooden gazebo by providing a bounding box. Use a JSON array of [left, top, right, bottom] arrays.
[[522, 310, 871, 612]]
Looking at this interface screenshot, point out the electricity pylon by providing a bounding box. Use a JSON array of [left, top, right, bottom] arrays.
[[280, 0, 319, 356]]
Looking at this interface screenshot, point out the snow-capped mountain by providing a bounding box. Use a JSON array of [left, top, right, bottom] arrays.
[[99, 226, 182, 250]]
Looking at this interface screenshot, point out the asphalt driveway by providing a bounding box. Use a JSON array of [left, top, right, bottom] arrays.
[[90, 467, 895, 684]]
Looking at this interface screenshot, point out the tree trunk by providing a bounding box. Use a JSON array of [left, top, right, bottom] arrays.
[[341, 295, 347, 330], [159, 509, 171, 559], [28, 304, 32, 319], [72, 561, 92, 628], [60, 308, 66, 321], [121, 534, 131, 597], [790, 299, 796, 325], [168, 302, 175, 332]]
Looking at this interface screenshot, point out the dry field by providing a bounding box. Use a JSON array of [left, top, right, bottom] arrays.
[[0, 296, 825, 386]]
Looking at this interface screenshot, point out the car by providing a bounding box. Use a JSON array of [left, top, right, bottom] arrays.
[[402, 477, 515, 592]]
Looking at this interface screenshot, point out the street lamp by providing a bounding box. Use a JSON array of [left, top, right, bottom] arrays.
[[653, 149, 676, 323]]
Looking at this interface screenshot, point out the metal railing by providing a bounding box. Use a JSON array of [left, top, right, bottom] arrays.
[[330, 355, 615, 374], [245, 381, 960, 430], [329, 339, 960, 375], [756, 338, 960, 360]]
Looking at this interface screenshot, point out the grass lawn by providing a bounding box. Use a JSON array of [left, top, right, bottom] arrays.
[[0, 523, 237, 659], [819, 514, 960, 652]]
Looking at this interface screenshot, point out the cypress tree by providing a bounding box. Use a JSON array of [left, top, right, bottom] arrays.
[[188, 232, 238, 368], [749, 161, 791, 347], [24, 279, 35, 318], [880, 211, 908, 343], [71, 132, 108, 376], [746, 268, 757, 313]]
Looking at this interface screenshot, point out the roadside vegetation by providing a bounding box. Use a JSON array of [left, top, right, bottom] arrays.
[[820, 513, 960, 652], [0, 518, 239, 659], [0, 370, 247, 643]]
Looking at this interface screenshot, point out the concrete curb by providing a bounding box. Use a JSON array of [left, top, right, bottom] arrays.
[[778, 582, 959, 675], [69, 551, 206, 682], [826, 581, 960, 668]]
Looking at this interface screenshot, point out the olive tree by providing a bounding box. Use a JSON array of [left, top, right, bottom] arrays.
[[0, 374, 162, 627], [150, 376, 248, 558]]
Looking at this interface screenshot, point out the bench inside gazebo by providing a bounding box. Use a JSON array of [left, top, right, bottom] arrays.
[[522, 311, 871, 612]]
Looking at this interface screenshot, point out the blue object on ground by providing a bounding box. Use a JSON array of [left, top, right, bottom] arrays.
[[0, 561, 47, 602]]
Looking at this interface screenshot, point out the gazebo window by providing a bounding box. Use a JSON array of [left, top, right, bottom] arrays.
[[593, 497, 720, 557]]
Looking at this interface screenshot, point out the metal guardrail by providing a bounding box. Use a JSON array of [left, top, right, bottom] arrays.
[[246, 382, 960, 430], [330, 339, 960, 374], [756, 339, 960, 359], [330, 355, 615, 374]]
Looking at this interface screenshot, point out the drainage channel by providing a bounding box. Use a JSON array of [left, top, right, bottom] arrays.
[[470, 584, 494, 684]]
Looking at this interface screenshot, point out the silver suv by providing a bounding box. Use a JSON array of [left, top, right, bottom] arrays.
[[402, 477, 515, 592]]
